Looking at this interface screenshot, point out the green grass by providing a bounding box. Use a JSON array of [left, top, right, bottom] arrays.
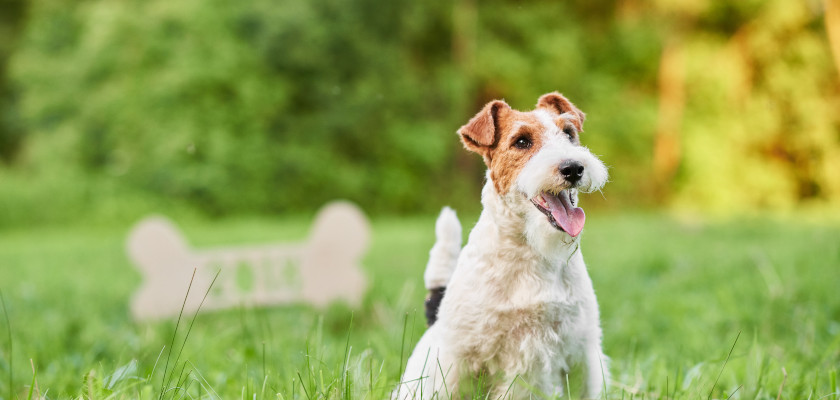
[[0, 213, 838, 399]]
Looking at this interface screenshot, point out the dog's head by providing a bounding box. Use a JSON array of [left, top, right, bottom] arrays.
[[458, 92, 607, 239]]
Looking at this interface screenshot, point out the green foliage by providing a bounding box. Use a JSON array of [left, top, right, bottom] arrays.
[[0, 0, 838, 224], [9, 0, 468, 220]]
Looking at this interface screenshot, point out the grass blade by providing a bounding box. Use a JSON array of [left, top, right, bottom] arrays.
[[25, 364, 34, 400], [297, 372, 312, 400], [164, 269, 222, 393], [725, 384, 742, 400], [776, 367, 787, 400], [708, 330, 741, 400], [0, 289, 12, 400], [341, 312, 354, 397], [159, 268, 197, 400], [395, 313, 410, 400], [27, 359, 39, 400]]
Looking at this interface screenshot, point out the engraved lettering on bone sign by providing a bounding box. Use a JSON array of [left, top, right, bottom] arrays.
[[127, 201, 370, 321], [282, 259, 301, 289]]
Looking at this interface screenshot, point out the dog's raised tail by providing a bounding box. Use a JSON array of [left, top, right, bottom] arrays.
[[423, 207, 461, 326]]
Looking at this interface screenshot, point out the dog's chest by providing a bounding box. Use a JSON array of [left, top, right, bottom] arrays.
[[454, 281, 591, 374], [495, 298, 585, 351], [444, 228, 596, 374]]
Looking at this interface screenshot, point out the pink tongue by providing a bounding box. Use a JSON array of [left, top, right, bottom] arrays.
[[544, 192, 586, 237]]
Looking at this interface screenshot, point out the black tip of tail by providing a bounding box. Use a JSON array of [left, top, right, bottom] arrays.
[[424, 287, 446, 326]]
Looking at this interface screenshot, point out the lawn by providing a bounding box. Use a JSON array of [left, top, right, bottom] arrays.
[[0, 212, 838, 399]]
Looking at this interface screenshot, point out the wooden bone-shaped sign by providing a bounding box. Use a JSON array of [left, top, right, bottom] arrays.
[[127, 201, 369, 321]]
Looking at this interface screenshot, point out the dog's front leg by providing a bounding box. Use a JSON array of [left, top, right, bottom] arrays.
[[394, 326, 460, 400], [581, 343, 609, 399], [490, 372, 561, 400]]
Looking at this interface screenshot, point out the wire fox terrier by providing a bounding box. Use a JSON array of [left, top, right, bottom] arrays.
[[395, 93, 609, 399]]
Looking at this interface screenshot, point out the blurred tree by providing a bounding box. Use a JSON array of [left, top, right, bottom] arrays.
[[673, 0, 840, 211], [0, 0, 28, 163], [0, 0, 837, 224], [9, 0, 467, 217]]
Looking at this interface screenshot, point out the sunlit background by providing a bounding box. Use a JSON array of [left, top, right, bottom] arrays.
[[1, 0, 838, 225]]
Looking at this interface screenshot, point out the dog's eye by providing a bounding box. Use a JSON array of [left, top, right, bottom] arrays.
[[563, 127, 577, 142], [513, 136, 532, 149]]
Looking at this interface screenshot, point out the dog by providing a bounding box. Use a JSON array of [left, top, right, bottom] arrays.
[[394, 92, 609, 399]]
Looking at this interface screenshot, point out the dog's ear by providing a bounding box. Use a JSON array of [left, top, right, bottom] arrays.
[[536, 92, 585, 131], [458, 100, 510, 157]]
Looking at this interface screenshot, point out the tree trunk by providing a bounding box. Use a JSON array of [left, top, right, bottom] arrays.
[[0, 0, 29, 163], [826, 0, 840, 79], [653, 41, 685, 201]]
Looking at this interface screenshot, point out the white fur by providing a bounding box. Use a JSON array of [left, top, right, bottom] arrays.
[[395, 112, 609, 400], [424, 207, 462, 290]]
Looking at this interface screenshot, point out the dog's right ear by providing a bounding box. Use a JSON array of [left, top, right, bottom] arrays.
[[536, 92, 585, 131], [457, 100, 510, 158]]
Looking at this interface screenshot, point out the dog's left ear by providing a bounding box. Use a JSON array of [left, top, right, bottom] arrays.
[[536, 92, 585, 131]]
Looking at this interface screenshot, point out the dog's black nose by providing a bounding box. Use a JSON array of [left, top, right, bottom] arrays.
[[560, 160, 585, 184]]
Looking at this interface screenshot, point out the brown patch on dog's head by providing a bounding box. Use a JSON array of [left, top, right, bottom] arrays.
[[536, 92, 585, 131], [458, 99, 557, 194]]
